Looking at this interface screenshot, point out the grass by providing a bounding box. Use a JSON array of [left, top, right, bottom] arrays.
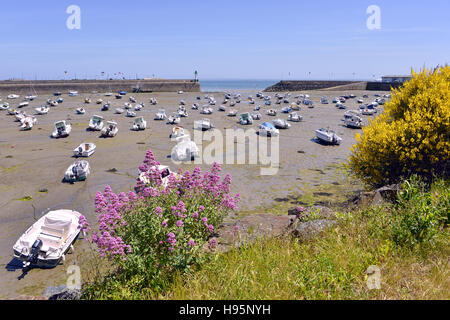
[[82, 177, 449, 300]]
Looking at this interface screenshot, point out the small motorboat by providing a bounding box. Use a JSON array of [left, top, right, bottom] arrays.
[[290, 102, 300, 110], [253, 105, 261, 111], [230, 101, 236, 107], [96, 98, 103, 104], [288, 112, 303, 122], [73, 143, 96, 157], [357, 99, 364, 104], [258, 122, 279, 137], [118, 91, 127, 95], [7, 94, 20, 99], [170, 126, 189, 140], [84, 98, 91, 104], [179, 99, 186, 105], [35, 105, 49, 115], [69, 91, 79, 96], [47, 99, 58, 106], [178, 90, 184, 94], [191, 103, 199, 110], [228, 109, 238, 117], [131, 117, 147, 131], [194, 118, 214, 131], [154, 109, 167, 120], [273, 118, 291, 129], [54, 92, 62, 96], [123, 102, 132, 109], [7, 107, 17, 115], [104, 92, 113, 96], [20, 116, 37, 131], [321, 97, 329, 104], [266, 109, 277, 116], [15, 111, 27, 122], [115, 94, 122, 99], [167, 114, 181, 125], [1, 102, 9, 110], [239, 112, 253, 125], [149, 97, 158, 105], [115, 108, 124, 114], [129, 96, 137, 103], [361, 104, 377, 115], [171, 138, 199, 162], [101, 103, 110, 111], [281, 106, 292, 113], [315, 128, 342, 145], [52, 120, 72, 138], [251, 111, 262, 120], [200, 106, 213, 114], [126, 110, 136, 117], [64, 160, 90, 182], [218, 105, 226, 111], [178, 106, 188, 117], [88, 115, 104, 131], [134, 104, 143, 111], [56, 98, 64, 104], [304, 100, 314, 108], [101, 121, 118, 137], [76, 107, 86, 114], [18, 101, 29, 108], [137, 165, 178, 189], [342, 110, 363, 129], [12, 209, 84, 268], [264, 100, 271, 106]]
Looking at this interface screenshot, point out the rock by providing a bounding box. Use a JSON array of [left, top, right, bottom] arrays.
[[12, 295, 47, 300], [288, 205, 336, 220], [48, 289, 82, 300], [292, 219, 337, 241], [211, 213, 298, 252], [43, 284, 67, 297], [351, 184, 400, 208]]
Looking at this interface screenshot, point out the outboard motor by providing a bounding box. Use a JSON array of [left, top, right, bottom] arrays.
[[24, 239, 43, 267]]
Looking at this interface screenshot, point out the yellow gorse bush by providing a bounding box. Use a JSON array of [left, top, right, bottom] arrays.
[[349, 66, 450, 187]]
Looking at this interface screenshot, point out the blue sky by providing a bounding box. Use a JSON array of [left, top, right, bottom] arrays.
[[0, 0, 449, 80]]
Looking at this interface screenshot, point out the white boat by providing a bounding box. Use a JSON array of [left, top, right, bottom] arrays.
[[230, 101, 236, 107], [315, 128, 342, 145], [48, 100, 58, 107], [35, 105, 49, 115], [258, 122, 279, 137], [194, 118, 214, 131], [228, 109, 238, 117], [218, 105, 226, 111], [178, 90, 184, 94], [7, 94, 20, 99], [101, 121, 118, 137], [84, 98, 91, 104], [251, 111, 262, 120], [18, 101, 29, 108], [13, 209, 84, 268], [88, 115, 104, 131], [179, 100, 186, 105], [138, 165, 175, 189], [123, 102, 131, 109], [266, 109, 277, 116], [253, 105, 261, 111], [96, 98, 103, 104], [76, 107, 86, 114], [126, 110, 136, 117], [131, 117, 147, 131], [1, 102, 9, 110], [69, 91, 79, 96], [25, 95, 37, 101], [154, 109, 167, 120], [20, 116, 37, 130], [167, 114, 181, 125], [273, 118, 291, 129], [115, 108, 124, 114], [239, 112, 253, 125], [171, 138, 199, 162], [178, 106, 188, 117], [191, 103, 199, 110], [73, 142, 96, 157], [342, 110, 363, 128], [170, 126, 189, 140], [15, 111, 28, 122], [288, 112, 303, 122], [134, 104, 143, 111], [64, 160, 90, 182], [357, 99, 364, 104], [104, 92, 113, 96], [200, 106, 213, 114], [361, 105, 376, 115], [321, 96, 329, 104], [290, 102, 300, 110], [52, 120, 72, 138], [150, 97, 158, 105], [129, 96, 137, 103]]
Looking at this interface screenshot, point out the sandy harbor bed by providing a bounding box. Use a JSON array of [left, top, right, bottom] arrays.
[[0, 88, 386, 298]]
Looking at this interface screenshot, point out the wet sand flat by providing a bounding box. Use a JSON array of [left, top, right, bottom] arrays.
[[0, 89, 386, 298]]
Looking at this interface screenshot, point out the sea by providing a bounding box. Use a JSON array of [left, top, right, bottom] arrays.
[[199, 79, 279, 92]]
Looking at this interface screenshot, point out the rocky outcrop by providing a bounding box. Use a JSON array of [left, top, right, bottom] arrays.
[[350, 184, 400, 208], [292, 219, 337, 241]]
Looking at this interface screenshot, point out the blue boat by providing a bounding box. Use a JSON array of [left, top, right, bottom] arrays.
[[118, 91, 127, 95], [54, 92, 62, 96], [56, 98, 64, 103]]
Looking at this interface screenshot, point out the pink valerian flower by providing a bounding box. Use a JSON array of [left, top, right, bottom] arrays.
[[297, 206, 304, 212], [176, 220, 184, 228], [167, 232, 177, 247], [162, 220, 168, 228], [191, 211, 199, 220], [188, 239, 195, 247], [206, 224, 214, 233], [198, 205, 205, 212], [78, 215, 90, 232], [208, 237, 217, 250]]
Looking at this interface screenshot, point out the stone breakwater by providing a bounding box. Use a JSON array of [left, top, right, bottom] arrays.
[[264, 80, 403, 92], [0, 79, 200, 95]]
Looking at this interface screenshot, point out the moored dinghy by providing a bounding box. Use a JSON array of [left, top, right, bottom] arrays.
[[20, 116, 37, 130], [131, 116, 147, 131], [64, 160, 90, 182], [170, 126, 189, 140], [73, 142, 96, 157], [101, 121, 118, 137], [171, 137, 199, 162], [194, 118, 214, 131], [167, 113, 181, 125], [154, 109, 167, 120], [258, 122, 279, 137], [239, 112, 253, 125], [12, 209, 85, 268], [88, 115, 104, 131], [288, 112, 302, 122], [342, 110, 363, 128], [315, 128, 342, 145], [52, 120, 72, 138], [76, 107, 86, 114], [273, 118, 291, 129], [35, 105, 49, 115]]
